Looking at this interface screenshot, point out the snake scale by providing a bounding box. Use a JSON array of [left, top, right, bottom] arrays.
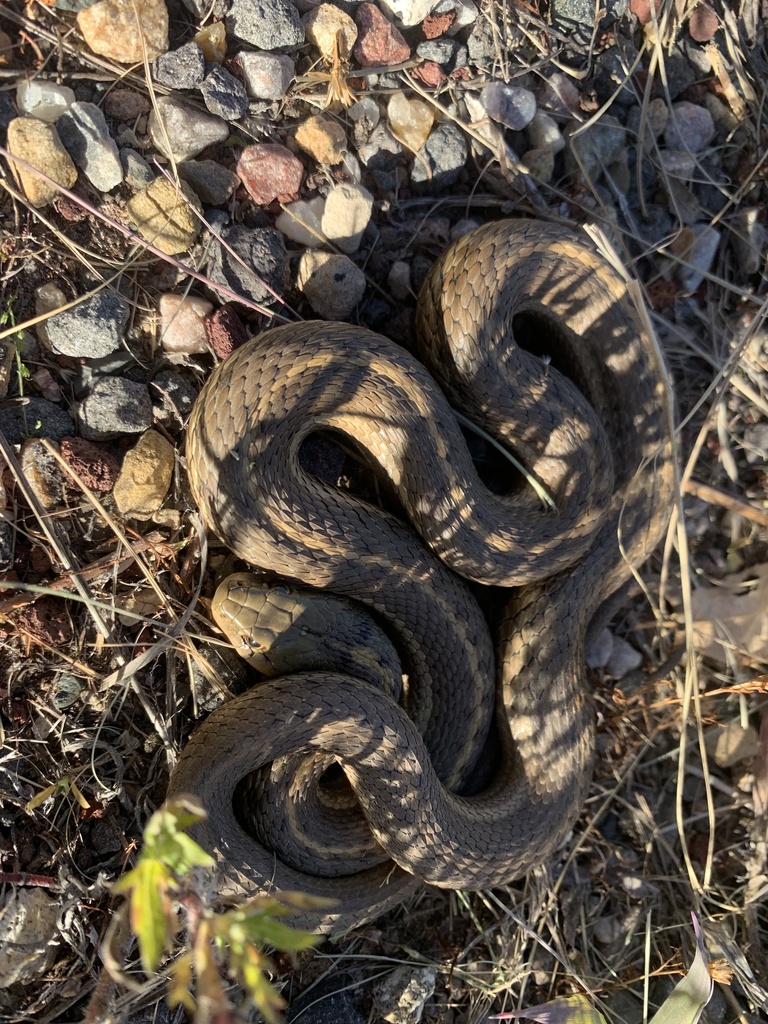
[[168, 220, 675, 933]]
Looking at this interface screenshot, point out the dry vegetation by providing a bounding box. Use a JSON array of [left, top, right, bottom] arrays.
[[0, 0, 767, 1022]]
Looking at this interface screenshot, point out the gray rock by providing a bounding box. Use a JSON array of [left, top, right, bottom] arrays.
[[57, 101, 122, 191], [77, 377, 153, 441], [120, 147, 154, 190], [150, 370, 198, 428], [177, 159, 239, 205], [46, 291, 129, 358], [0, 889, 61, 987], [206, 224, 288, 306], [663, 102, 715, 153], [372, 965, 437, 1024], [412, 122, 467, 191], [152, 41, 205, 90], [743, 422, 768, 463], [226, 0, 305, 51], [663, 50, 697, 100], [200, 64, 249, 121], [416, 39, 467, 72], [237, 50, 295, 100], [677, 224, 721, 291], [357, 122, 402, 169], [481, 82, 537, 131], [148, 96, 229, 162], [0, 397, 75, 445], [566, 115, 625, 182], [526, 109, 565, 153], [732, 208, 766, 276], [466, 16, 494, 66]]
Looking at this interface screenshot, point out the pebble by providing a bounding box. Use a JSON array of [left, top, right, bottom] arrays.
[[177, 159, 239, 205], [104, 89, 150, 120], [658, 148, 697, 180], [416, 39, 467, 73], [148, 96, 229, 162], [537, 70, 581, 117], [57, 101, 123, 192], [120, 147, 154, 189], [296, 252, 366, 319], [732, 207, 766, 276], [0, 889, 61, 987], [126, 178, 202, 255], [349, 96, 381, 135], [60, 436, 120, 492], [295, 113, 347, 165], [357, 122, 403, 173], [387, 260, 411, 299], [627, 97, 668, 153], [20, 439, 65, 510], [586, 627, 613, 669], [194, 21, 228, 62], [354, 3, 410, 67], [413, 61, 447, 87], [321, 183, 373, 252], [46, 290, 129, 358], [205, 304, 248, 358], [676, 224, 721, 291], [303, 4, 358, 60], [433, 0, 478, 34], [6, 117, 78, 208], [77, 377, 153, 441], [237, 142, 304, 205], [226, 0, 304, 50], [158, 293, 213, 355], [35, 282, 66, 349], [200, 64, 249, 121], [152, 41, 205, 90], [380, 0, 437, 26], [466, 16, 494, 66], [411, 121, 467, 190], [275, 196, 326, 247], [372, 965, 437, 1024], [150, 370, 198, 428], [15, 80, 75, 122], [566, 114, 626, 182], [16, 595, 72, 646], [663, 101, 715, 153], [706, 721, 758, 768], [743, 422, 768, 463], [206, 224, 288, 306], [605, 636, 643, 679], [0, 397, 75, 445], [521, 146, 555, 183], [526, 109, 565, 153], [114, 429, 174, 518], [387, 92, 433, 153], [237, 50, 295, 100], [76, 0, 169, 64], [481, 81, 537, 131]]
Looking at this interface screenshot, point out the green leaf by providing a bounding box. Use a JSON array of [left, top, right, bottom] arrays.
[[492, 994, 607, 1023], [129, 858, 173, 974], [648, 915, 713, 1024]]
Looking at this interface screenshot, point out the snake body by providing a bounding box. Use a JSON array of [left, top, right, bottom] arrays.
[[169, 220, 675, 933]]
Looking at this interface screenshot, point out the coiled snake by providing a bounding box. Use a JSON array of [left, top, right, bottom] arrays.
[[168, 220, 675, 933]]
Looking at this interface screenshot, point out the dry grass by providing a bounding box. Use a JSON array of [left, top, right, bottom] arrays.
[[0, 0, 767, 1022]]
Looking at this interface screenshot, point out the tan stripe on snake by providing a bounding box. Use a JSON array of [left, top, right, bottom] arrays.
[[168, 220, 675, 933]]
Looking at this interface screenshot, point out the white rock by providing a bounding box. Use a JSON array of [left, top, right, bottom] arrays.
[[275, 196, 326, 247], [481, 81, 537, 131], [0, 889, 60, 987], [373, 964, 437, 1024], [526, 110, 565, 153], [388, 260, 411, 300], [321, 183, 373, 253], [158, 293, 212, 354], [296, 252, 366, 319], [238, 50, 294, 100], [677, 224, 722, 292], [605, 636, 643, 679], [380, 0, 438, 26], [586, 627, 613, 669], [16, 80, 75, 122], [349, 96, 381, 131]]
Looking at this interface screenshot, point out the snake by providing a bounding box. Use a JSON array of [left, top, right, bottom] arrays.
[[167, 219, 676, 934]]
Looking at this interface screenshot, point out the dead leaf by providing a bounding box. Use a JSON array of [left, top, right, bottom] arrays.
[[690, 565, 768, 664]]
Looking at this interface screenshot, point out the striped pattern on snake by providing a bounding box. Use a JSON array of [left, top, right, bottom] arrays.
[[168, 219, 676, 934]]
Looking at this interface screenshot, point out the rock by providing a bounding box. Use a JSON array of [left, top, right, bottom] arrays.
[[296, 252, 366, 319], [226, 0, 304, 51], [526, 109, 565, 153], [57, 101, 122, 191], [481, 81, 536, 130], [303, 4, 357, 60], [357, 121, 402, 169], [605, 636, 643, 679], [46, 290, 129, 358], [387, 260, 411, 299], [663, 101, 715, 153], [34, 282, 67, 350], [416, 39, 467, 73], [104, 89, 150, 120], [194, 21, 228, 62], [148, 96, 229, 162], [205, 304, 249, 358], [295, 114, 347, 165], [206, 224, 288, 306], [60, 436, 120, 491], [372, 965, 437, 1024], [379, 0, 437, 26], [321, 183, 373, 252], [0, 397, 75, 444], [413, 61, 446, 87], [433, 0, 477, 34], [566, 114, 625, 182], [200, 64, 249, 121], [114, 429, 174, 518], [658, 148, 696, 180], [151, 370, 198, 427], [237, 142, 303, 204], [126, 178, 202, 255], [732, 208, 766, 276], [275, 196, 326, 247], [20, 439, 65, 509], [705, 721, 759, 768], [77, 0, 169, 64], [77, 377, 153, 440], [349, 96, 381, 135], [152, 41, 205, 90], [15, 80, 75, 122], [466, 16, 494, 66], [354, 3, 410, 67], [676, 224, 721, 291], [586, 627, 613, 669], [0, 888, 60, 987], [158, 293, 213, 355], [6, 117, 78, 208], [238, 50, 295, 100], [387, 92, 433, 153], [120, 147, 154, 190], [627, 97, 668, 153], [411, 121, 467, 190], [522, 146, 555, 183], [177, 159, 239, 205]]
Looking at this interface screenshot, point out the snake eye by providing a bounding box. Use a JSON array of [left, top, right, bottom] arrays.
[[243, 635, 265, 651]]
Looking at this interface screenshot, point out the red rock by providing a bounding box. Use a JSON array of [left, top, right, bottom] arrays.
[[413, 61, 447, 87], [689, 2, 718, 42], [16, 597, 73, 646], [206, 304, 249, 359], [354, 3, 410, 68], [104, 88, 151, 120], [629, 0, 661, 25], [60, 436, 120, 492], [421, 11, 456, 39], [237, 143, 304, 206]]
